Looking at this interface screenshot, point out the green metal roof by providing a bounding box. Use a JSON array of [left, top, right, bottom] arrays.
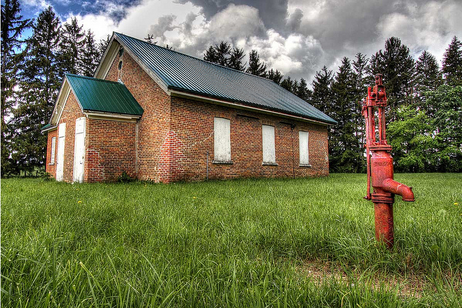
[[114, 32, 336, 125], [66, 74, 143, 116]]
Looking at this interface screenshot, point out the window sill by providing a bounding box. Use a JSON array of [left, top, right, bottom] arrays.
[[299, 164, 312, 168], [212, 160, 233, 165], [49, 163, 55, 166], [262, 162, 278, 166]]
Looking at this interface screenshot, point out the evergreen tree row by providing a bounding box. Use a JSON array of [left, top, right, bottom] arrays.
[[310, 37, 462, 173], [1, 1, 107, 176]]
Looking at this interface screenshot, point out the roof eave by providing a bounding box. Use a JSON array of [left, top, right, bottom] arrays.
[[83, 110, 142, 122], [170, 88, 336, 126], [41, 124, 58, 133]]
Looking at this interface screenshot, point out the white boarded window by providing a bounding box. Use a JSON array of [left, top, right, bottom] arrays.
[[299, 131, 310, 166], [50, 137, 56, 163], [214, 117, 231, 162], [262, 125, 276, 164]]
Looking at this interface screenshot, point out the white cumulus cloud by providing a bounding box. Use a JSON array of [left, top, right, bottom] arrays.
[[69, 13, 117, 42], [378, 1, 462, 63], [55, 0, 462, 84]]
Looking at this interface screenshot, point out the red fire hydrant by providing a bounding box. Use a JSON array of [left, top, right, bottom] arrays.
[[362, 74, 415, 248]]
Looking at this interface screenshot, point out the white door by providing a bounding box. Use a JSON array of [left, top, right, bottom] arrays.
[[56, 123, 66, 181], [73, 117, 86, 183]]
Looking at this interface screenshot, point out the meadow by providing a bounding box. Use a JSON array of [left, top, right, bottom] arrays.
[[2, 173, 461, 307]]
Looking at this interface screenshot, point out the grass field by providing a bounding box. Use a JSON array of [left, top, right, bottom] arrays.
[[2, 174, 461, 307]]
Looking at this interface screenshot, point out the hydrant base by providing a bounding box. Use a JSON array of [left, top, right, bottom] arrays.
[[374, 202, 394, 248]]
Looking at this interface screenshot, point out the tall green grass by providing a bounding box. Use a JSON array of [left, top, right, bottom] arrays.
[[2, 174, 461, 307]]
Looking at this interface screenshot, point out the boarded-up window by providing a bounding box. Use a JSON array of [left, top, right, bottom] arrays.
[[214, 117, 231, 162], [299, 131, 310, 165], [56, 123, 66, 182], [50, 137, 56, 163], [262, 125, 276, 164]]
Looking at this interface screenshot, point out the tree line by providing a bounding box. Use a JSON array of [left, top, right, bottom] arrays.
[[2, 0, 461, 176], [203, 42, 310, 101], [1, 1, 109, 176], [203, 38, 462, 173]]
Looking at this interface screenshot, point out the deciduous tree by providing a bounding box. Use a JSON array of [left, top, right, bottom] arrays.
[[426, 85, 462, 172]]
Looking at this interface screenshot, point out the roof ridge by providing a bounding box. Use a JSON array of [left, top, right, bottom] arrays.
[[66, 73, 125, 86], [113, 32, 274, 83]]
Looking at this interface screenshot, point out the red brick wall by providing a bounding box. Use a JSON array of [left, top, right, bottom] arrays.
[[105, 48, 171, 182], [85, 119, 136, 182], [100, 44, 329, 183], [169, 97, 329, 182], [45, 129, 58, 177], [58, 92, 86, 182]]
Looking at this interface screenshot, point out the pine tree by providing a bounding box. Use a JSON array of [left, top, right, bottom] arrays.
[[215, 42, 231, 66], [58, 17, 85, 75], [415, 51, 440, 93], [203, 42, 232, 67], [203, 45, 218, 63], [144, 34, 156, 44], [1, 0, 31, 176], [352, 53, 369, 97], [414, 50, 441, 113], [296, 78, 310, 101], [246, 50, 266, 77], [330, 57, 362, 172], [310, 66, 335, 171], [81, 30, 101, 77], [310, 66, 334, 115], [442, 36, 462, 86], [267, 69, 283, 85], [228, 47, 246, 71], [369, 37, 415, 122], [280, 76, 296, 93], [13, 6, 61, 174], [352, 53, 369, 171], [98, 34, 111, 57]]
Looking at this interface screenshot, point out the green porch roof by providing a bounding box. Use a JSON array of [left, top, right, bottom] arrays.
[[66, 74, 143, 116], [114, 32, 336, 125]]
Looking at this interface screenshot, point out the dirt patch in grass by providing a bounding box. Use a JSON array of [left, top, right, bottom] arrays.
[[297, 259, 459, 298]]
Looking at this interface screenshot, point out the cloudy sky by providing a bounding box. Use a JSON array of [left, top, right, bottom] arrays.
[[19, 0, 462, 84]]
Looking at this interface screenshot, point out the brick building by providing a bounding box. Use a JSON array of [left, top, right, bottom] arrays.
[[42, 32, 336, 183]]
